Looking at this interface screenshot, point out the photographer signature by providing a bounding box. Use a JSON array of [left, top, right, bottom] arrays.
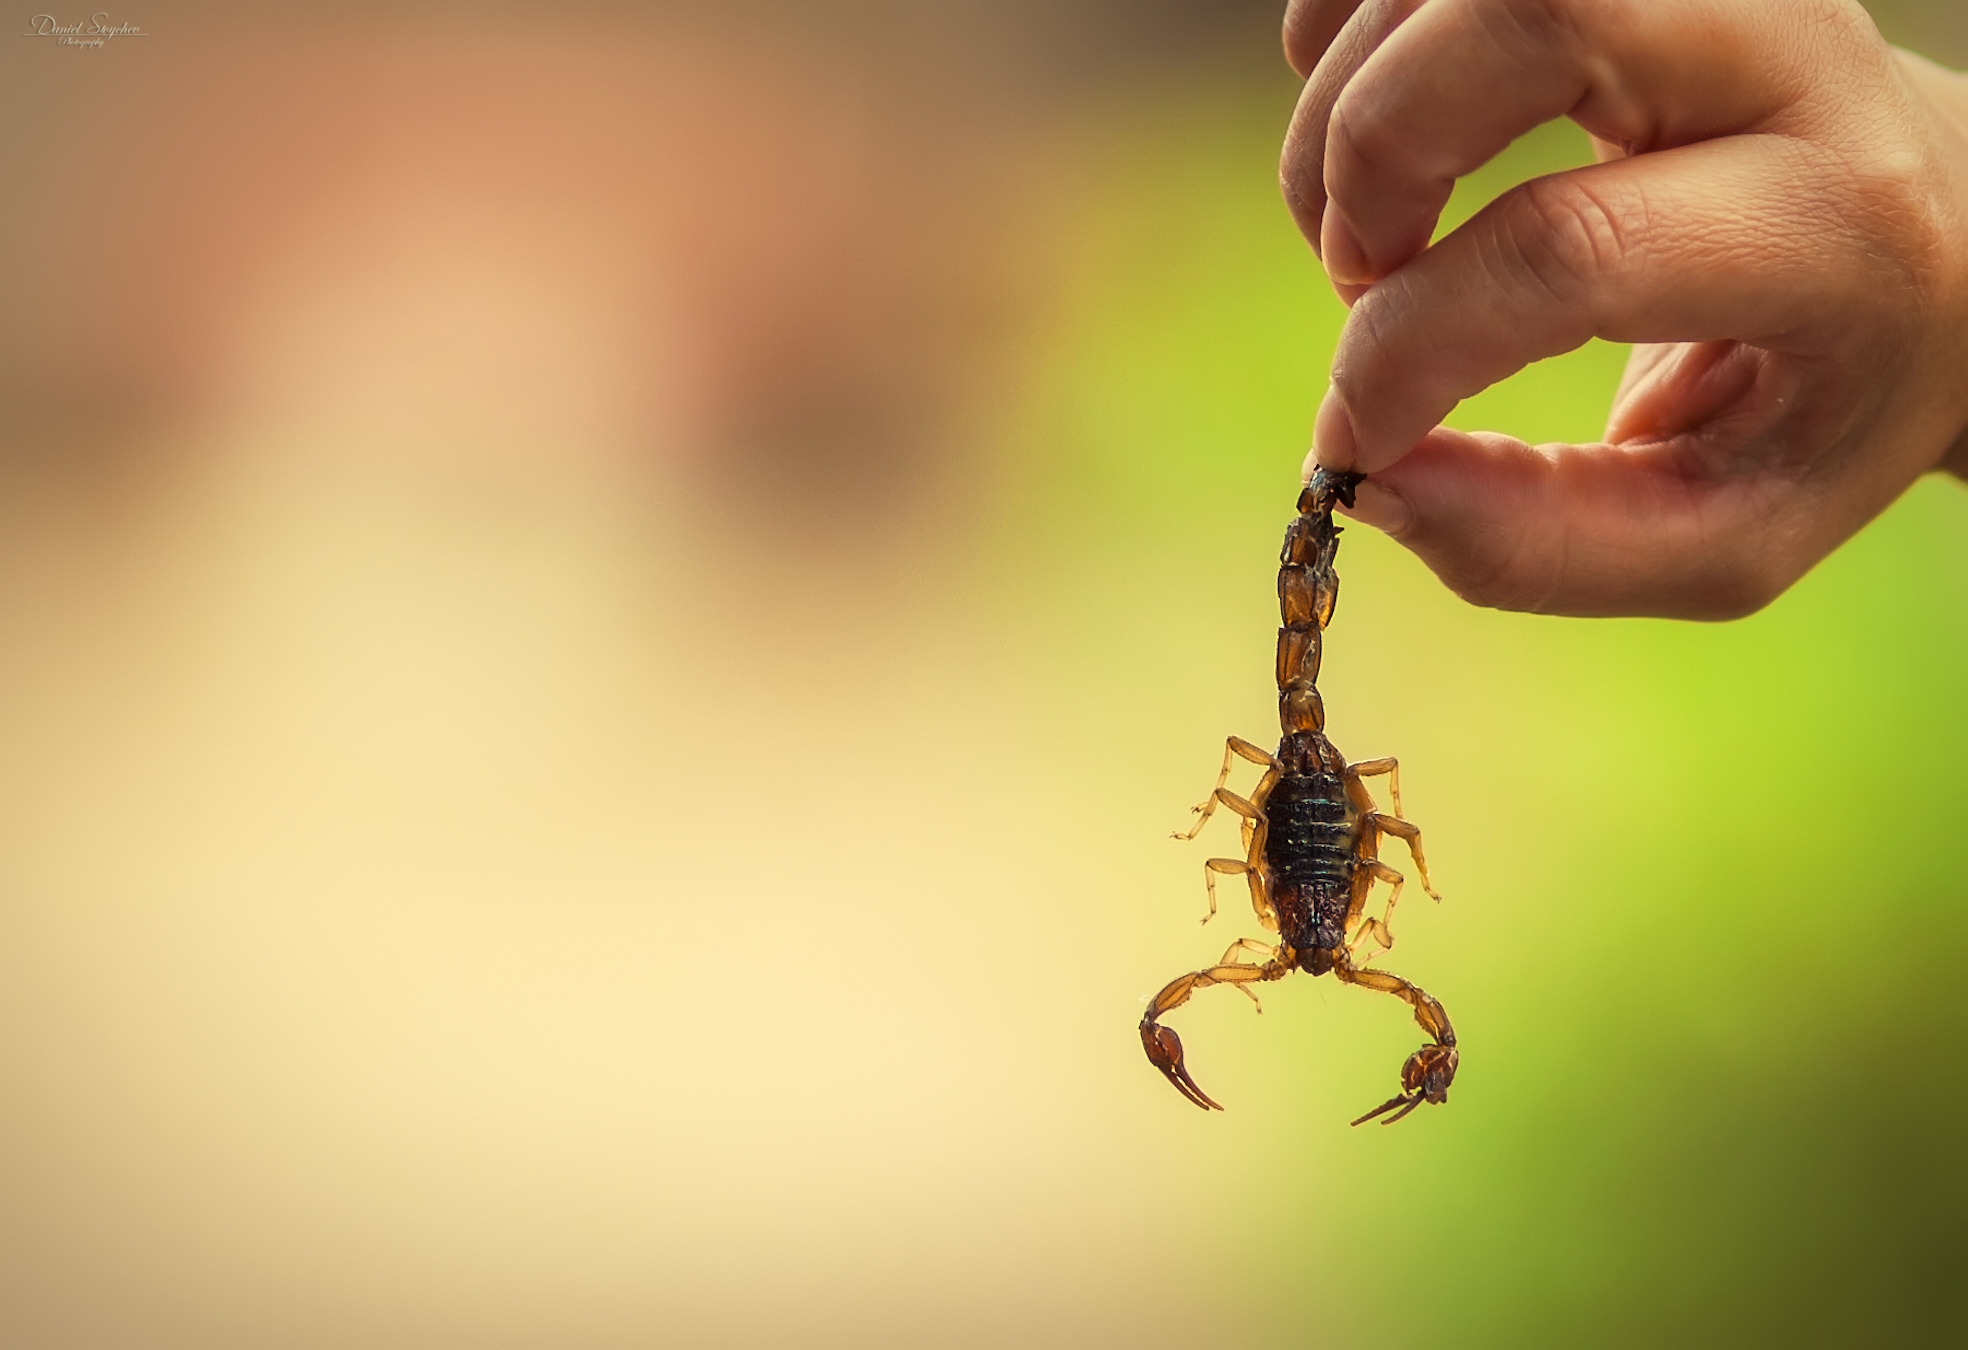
[[21, 13, 146, 48]]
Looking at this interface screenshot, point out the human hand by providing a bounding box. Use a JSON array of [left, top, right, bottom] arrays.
[[1280, 0, 1968, 618]]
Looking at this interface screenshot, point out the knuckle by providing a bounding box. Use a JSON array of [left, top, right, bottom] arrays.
[[1493, 176, 1629, 313], [1850, 152, 1955, 313]]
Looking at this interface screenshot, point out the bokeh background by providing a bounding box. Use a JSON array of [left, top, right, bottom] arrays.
[[4, 2, 1966, 1346]]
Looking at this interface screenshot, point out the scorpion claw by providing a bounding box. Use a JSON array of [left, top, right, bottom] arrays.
[[1140, 1020, 1223, 1111], [1349, 1092, 1424, 1127], [1349, 1043, 1458, 1127]]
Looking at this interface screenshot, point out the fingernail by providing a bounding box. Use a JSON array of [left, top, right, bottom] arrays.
[[1338, 479, 1412, 535], [1320, 210, 1372, 287], [1312, 383, 1357, 471]]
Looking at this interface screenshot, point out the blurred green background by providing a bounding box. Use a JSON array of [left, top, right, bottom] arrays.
[[2, 2, 1964, 1347]]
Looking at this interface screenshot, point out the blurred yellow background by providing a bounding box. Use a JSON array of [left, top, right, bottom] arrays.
[[3, 2, 1965, 1346]]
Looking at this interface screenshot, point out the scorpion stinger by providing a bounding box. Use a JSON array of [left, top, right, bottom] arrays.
[[1138, 468, 1459, 1125]]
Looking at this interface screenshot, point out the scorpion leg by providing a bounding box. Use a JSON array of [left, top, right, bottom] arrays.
[[1201, 812, 1280, 932], [1346, 756, 1405, 817], [1213, 938, 1280, 1009], [1179, 750, 1279, 929], [1200, 858, 1247, 924], [1345, 859, 1406, 957], [1174, 737, 1280, 840], [1364, 814, 1442, 902], [1333, 956, 1458, 1126], [1239, 812, 1280, 932], [1140, 947, 1292, 1110]]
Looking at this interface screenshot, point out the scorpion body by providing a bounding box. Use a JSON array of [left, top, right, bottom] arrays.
[[1139, 469, 1458, 1126]]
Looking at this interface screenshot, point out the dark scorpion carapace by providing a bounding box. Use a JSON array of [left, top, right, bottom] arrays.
[[1138, 468, 1457, 1126]]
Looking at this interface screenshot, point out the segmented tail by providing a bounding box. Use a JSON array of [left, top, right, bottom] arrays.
[[1274, 469, 1362, 738]]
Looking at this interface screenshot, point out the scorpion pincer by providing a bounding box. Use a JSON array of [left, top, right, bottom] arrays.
[[1138, 469, 1458, 1126]]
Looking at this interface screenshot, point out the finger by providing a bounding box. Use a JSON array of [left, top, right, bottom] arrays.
[[1281, 0, 1425, 253], [1324, 427, 1807, 619], [1608, 342, 1680, 417], [1604, 341, 1766, 447], [1315, 134, 1915, 476], [1282, 0, 1368, 80], [1300, 0, 1853, 285]]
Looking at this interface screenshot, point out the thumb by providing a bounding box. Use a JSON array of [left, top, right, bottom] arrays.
[[1321, 427, 1797, 620]]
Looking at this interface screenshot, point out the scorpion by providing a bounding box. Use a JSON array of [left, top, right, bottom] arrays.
[[1138, 468, 1458, 1126]]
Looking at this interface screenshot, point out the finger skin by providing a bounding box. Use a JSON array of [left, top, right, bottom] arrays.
[[1320, 134, 1935, 475], [1282, 0, 1365, 80], [1333, 429, 1791, 619], [1280, 0, 1422, 258], [1317, 0, 1807, 284], [1286, 5, 1968, 619], [1282, 0, 1878, 283]]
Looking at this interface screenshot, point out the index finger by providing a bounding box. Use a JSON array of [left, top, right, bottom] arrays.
[[1317, 132, 1910, 474]]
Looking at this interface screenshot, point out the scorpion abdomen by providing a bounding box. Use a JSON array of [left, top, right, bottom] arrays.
[[1263, 764, 1358, 967], [1262, 770, 1355, 885]]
